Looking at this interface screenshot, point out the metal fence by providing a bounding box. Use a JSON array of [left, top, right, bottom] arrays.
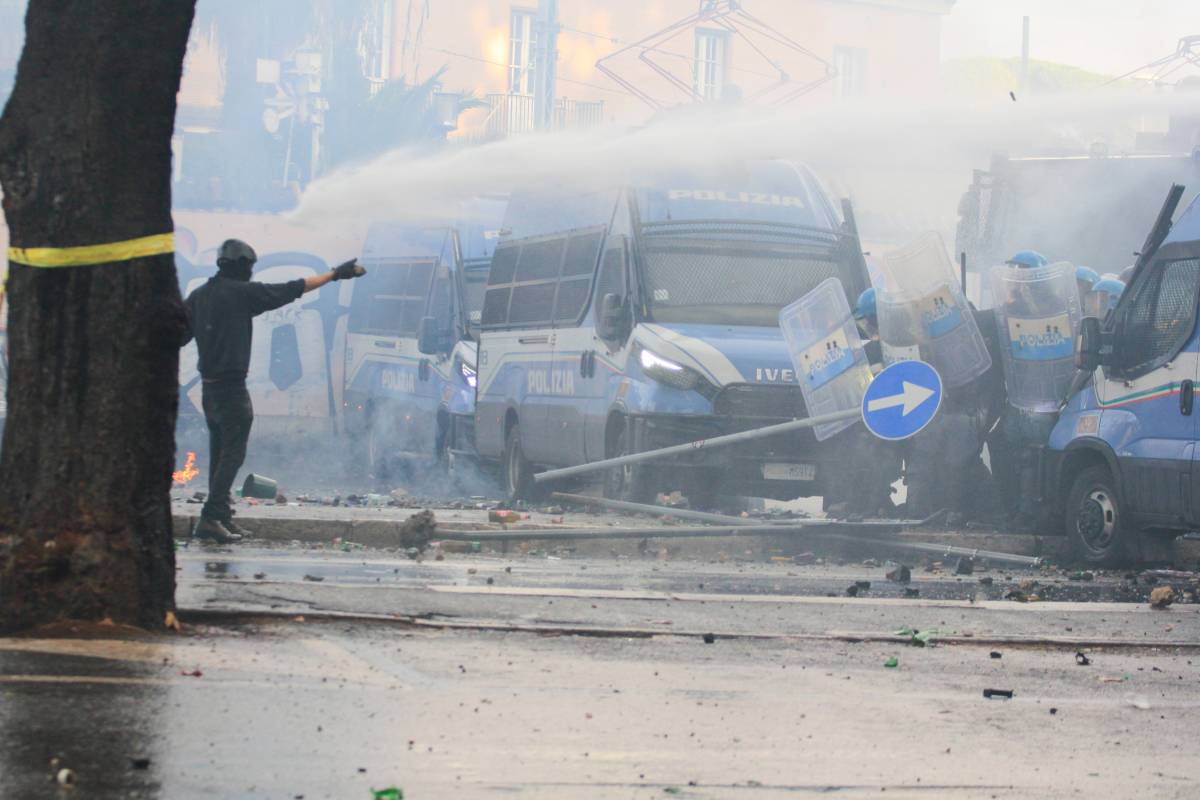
[[481, 94, 605, 138]]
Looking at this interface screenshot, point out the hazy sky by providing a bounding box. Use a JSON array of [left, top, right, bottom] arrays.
[[942, 0, 1197, 76]]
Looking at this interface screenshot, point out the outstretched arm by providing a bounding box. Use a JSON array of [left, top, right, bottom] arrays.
[[304, 258, 366, 293]]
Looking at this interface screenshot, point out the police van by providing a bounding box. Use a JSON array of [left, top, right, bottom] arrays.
[[474, 161, 872, 502], [343, 198, 504, 475], [1049, 186, 1200, 564]]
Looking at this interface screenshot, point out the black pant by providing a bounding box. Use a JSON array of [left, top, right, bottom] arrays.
[[201, 380, 253, 522]]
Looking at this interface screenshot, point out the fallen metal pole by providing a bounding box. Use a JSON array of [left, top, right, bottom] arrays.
[[551, 491, 926, 529], [811, 533, 1043, 567], [533, 407, 862, 483], [434, 523, 1042, 567]]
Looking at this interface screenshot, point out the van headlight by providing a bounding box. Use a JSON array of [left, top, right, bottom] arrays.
[[459, 360, 477, 388], [638, 345, 701, 391]]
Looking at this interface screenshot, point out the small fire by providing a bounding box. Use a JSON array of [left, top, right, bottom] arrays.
[[173, 452, 199, 485]]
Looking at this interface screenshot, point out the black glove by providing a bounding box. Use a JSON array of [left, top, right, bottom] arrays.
[[332, 259, 366, 280]]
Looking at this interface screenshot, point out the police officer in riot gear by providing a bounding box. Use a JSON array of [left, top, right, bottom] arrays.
[[183, 239, 366, 544], [875, 235, 1000, 521], [821, 287, 901, 518], [987, 252, 1082, 528]]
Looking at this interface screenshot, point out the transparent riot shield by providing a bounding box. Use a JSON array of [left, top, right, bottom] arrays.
[[989, 261, 1082, 412], [779, 277, 873, 441], [877, 282, 993, 389], [877, 233, 992, 389]]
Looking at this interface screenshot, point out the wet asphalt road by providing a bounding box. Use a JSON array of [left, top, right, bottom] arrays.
[[2, 544, 1200, 798]]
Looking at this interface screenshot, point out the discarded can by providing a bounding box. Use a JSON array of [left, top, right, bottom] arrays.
[[241, 473, 278, 500]]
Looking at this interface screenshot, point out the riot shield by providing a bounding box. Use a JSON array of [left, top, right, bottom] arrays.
[[877, 234, 992, 389], [779, 277, 873, 441], [989, 261, 1082, 412]]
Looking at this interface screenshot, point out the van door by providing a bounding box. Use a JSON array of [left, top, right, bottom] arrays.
[[477, 237, 563, 463], [344, 257, 436, 454], [547, 227, 607, 465], [419, 260, 457, 450], [246, 262, 334, 438], [1099, 255, 1200, 527], [583, 235, 630, 462]]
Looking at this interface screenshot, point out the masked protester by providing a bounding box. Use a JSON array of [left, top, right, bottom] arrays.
[[182, 239, 366, 544]]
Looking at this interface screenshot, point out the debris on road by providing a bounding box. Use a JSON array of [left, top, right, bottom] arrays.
[[982, 688, 1014, 699], [398, 510, 437, 552], [895, 627, 938, 647], [1150, 585, 1175, 609]]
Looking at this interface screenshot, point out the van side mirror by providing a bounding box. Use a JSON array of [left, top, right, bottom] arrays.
[[1076, 316, 1105, 372], [596, 293, 629, 341], [417, 316, 443, 355]]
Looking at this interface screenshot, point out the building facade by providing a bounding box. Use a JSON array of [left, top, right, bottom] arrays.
[[391, 0, 956, 138]]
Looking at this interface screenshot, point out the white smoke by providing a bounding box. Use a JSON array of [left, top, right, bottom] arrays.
[[291, 89, 1199, 227]]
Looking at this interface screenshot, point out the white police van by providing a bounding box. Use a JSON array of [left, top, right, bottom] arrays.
[[474, 162, 872, 502], [1049, 186, 1200, 564], [343, 198, 504, 475]]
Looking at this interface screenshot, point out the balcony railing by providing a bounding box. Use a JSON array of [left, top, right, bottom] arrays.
[[481, 93, 605, 138]]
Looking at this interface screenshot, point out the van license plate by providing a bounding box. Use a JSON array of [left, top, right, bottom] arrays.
[[762, 463, 816, 481]]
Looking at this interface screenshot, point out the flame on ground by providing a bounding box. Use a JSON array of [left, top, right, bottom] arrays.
[[173, 452, 199, 485]]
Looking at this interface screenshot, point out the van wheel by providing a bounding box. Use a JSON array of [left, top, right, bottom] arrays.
[[603, 418, 656, 504], [502, 423, 542, 503], [1065, 465, 1131, 566]]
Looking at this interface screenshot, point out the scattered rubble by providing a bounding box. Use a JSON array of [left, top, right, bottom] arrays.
[[1149, 585, 1175, 609], [397, 510, 437, 553]]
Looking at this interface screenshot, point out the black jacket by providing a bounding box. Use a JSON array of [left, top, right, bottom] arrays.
[[183, 276, 306, 382]]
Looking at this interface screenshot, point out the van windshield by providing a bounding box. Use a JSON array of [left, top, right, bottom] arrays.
[[640, 236, 847, 327]]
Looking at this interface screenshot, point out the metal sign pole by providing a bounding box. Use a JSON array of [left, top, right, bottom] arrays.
[[533, 407, 861, 484]]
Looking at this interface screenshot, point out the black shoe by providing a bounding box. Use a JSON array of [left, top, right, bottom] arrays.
[[224, 518, 255, 539], [194, 517, 243, 545]]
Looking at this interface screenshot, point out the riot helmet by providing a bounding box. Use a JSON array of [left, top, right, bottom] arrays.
[[1006, 250, 1048, 269]]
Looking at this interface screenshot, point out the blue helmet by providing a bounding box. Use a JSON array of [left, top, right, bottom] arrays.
[[1093, 278, 1125, 310], [1006, 250, 1048, 269], [853, 287, 877, 322], [1075, 266, 1100, 288]]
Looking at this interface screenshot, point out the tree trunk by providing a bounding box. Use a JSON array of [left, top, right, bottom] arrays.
[[0, 1, 196, 631]]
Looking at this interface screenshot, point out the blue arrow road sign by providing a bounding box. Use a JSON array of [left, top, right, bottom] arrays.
[[861, 360, 943, 441]]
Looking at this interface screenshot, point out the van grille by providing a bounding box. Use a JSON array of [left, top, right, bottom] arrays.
[[714, 384, 806, 420]]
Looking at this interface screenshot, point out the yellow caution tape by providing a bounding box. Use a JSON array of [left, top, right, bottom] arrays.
[[8, 232, 175, 268]]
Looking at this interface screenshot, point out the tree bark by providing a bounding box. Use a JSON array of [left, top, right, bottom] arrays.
[[0, 1, 196, 631]]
